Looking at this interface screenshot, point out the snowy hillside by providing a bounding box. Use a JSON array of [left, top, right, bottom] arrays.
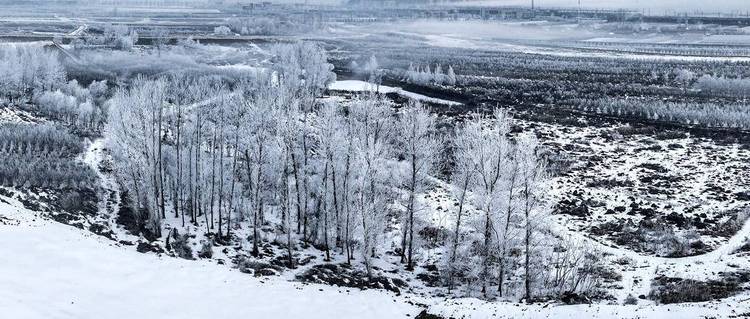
[[0, 202, 420, 319], [2, 201, 748, 318]]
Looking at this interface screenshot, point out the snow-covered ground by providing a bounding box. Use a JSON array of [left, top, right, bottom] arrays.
[[0, 201, 420, 319], [328, 80, 462, 106], [429, 295, 750, 319], [2, 135, 748, 319], [2, 199, 748, 319]]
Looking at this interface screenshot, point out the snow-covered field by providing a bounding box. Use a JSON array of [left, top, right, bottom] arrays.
[[330, 21, 750, 62], [0, 201, 419, 319]]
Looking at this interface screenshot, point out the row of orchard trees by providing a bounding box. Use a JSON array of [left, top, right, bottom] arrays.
[[106, 41, 578, 300]]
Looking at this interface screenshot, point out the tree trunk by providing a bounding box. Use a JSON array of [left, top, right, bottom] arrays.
[[524, 183, 532, 301], [406, 152, 417, 271], [217, 116, 225, 240], [157, 103, 166, 220], [448, 174, 470, 292], [226, 133, 240, 239], [499, 166, 517, 296], [322, 160, 330, 261], [209, 128, 217, 231], [283, 147, 294, 269], [291, 151, 303, 235]]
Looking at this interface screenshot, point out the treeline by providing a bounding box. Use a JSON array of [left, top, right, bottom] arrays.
[[349, 56, 457, 86], [0, 45, 66, 102], [226, 15, 327, 36], [572, 98, 750, 129], [403, 63, 456, 86], [562, 41, 750, 58]]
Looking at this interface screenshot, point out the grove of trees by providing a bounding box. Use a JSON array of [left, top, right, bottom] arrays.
[[0, 40, 607, 302], [102, 41, 607, 301]]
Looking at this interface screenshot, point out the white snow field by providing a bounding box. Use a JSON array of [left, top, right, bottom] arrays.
[[0, 202, 419, 319], [3, 196, 750, 319]]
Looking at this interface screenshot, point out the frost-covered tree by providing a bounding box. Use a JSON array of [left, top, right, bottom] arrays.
[[214, 26, 232, 36], [272, 42, 336, 239], [674, 68, 695, 94], [469, 109, 513, 296], [349, 93, 394, 277], [397, 100, 440, 270], [446, 115, 481, 291], [446, 65, 457, 86], [516, 132, 550, 301], [0, 46, 65, 101], [106, 77, 169, 238]]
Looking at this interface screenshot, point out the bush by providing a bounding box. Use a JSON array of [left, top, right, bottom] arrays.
[[648, 274, 748, 304], [623, 294, 639, 305], [198, 240, 213, 259], [168, 229, 194, 260], [213, 26, 232, 35]]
